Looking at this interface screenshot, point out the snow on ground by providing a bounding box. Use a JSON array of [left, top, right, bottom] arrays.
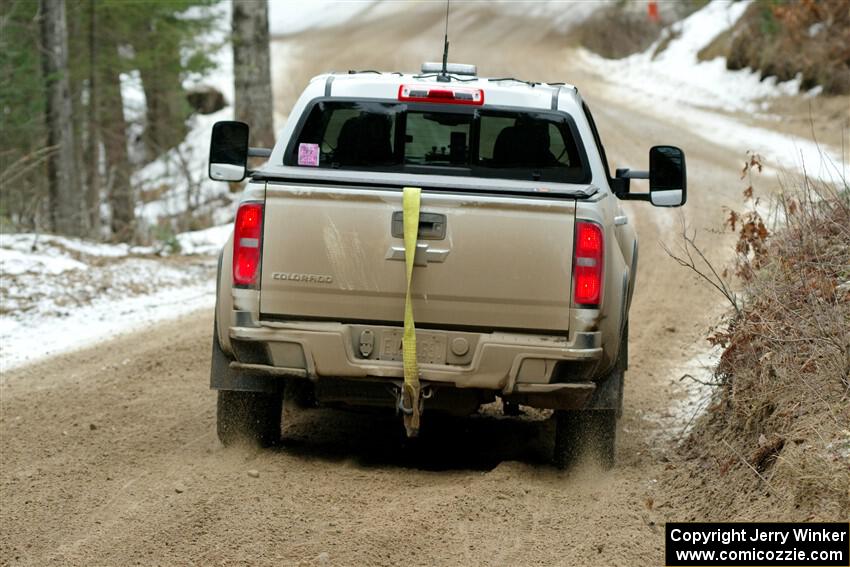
[[1, 248, 86, 277], [667, 106, 841, 182], [0, 280, 216, 374], [581, 1, 795, 115], [0, 228, 230, 372], [643, 346, 721, 442], [578, 0, 841, 180], [176, 224, 232, 255]]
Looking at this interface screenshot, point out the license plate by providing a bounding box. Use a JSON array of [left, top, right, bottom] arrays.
[[380, 330, 447, 364]]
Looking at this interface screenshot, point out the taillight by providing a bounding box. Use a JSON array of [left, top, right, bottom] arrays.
[[233, 202, 263, 288], [398, 84, 484, 105], [573, 221, 603, 306]]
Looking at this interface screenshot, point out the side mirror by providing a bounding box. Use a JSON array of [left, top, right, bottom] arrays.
[[209, 121, 249, 182], [649, 145, 686, 207]]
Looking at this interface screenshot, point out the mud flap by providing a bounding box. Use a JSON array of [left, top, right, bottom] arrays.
[[210, 317, 284, 393], [587, 323, 627, 417], [210, 245, 280, 394]]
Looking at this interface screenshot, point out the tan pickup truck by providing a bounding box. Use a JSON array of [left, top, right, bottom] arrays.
[[207, 63, 687, 468]]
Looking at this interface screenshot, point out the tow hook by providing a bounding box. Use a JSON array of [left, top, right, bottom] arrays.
[[396, 386, 414, 416], [394, 383, 433, 435]]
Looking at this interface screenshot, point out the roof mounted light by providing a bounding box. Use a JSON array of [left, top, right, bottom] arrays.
[[398, 84, 484, 105], [421, 62, 477, 76]]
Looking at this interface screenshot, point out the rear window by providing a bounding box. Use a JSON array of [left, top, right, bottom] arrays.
[[284, 100, 589, 184]]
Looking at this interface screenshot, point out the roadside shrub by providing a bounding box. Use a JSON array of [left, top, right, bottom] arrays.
[[711, 170, 849, 518], [724, 0, 850, 94], [664, 154, 849, 521]]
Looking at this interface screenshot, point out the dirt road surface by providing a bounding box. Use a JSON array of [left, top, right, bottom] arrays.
[[1, 6, 793, 566]]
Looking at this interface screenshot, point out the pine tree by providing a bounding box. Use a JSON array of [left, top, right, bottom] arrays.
[[1, 0, 220, 240], [85, 0, 101, 235], [40, 0, 83, 236], [0, 1, 48, 231]]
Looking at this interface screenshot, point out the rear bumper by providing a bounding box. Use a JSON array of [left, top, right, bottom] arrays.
[[226, 319, 601, 396]]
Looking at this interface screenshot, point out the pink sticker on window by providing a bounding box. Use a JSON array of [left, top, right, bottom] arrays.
[[298, 143, 319, 166]]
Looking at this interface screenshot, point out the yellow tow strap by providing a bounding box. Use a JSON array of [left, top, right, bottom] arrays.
[[401, 186, 421, 437]]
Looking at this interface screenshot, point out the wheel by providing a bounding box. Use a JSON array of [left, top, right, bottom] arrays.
[[553, 409, 616, 470], [217, 390, 283, 447]]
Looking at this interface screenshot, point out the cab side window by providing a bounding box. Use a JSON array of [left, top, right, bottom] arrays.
[[581, 102, 613, 182]]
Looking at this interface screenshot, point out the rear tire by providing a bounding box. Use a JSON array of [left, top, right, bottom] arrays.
[[217, 390, 283, 447], [553, 409, 616, 470]]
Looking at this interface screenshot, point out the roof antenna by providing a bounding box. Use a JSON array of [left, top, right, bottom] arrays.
[[437, 0, 451, 82]]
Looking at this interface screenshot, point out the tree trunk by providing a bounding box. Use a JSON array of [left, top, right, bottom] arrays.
[[100, 49, 135, 241], [67, 1, 89, 233], [40, 0, 83, 236], [139, 32, 187, 160], [232, 0, 274, 149], [85, 0, 100, 236]]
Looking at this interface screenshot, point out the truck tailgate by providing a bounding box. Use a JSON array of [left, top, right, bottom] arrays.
[[259, 184, 576, 332]]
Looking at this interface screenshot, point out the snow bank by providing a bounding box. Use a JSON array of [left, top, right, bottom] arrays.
[[1, 233, 155, 258], [0, 248, 86, 276], [176, 224, 232, 255], [0, 280, 215, 373], [0, 228, 230, 372], [581, 1, 802, 114], [658, 105, 841, 182], [579, 0, 840, 180]]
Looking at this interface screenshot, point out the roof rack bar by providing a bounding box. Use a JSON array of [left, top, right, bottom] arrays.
[[421, 62, 477, 76], [551, 85, 562, 110], [488, 77, 539, 87]]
